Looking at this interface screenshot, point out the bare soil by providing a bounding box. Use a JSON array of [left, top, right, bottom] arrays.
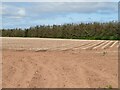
[[2, 37, 119, 88]]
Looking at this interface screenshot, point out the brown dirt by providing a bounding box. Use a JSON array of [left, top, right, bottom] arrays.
[[2, 37, 119, 88]]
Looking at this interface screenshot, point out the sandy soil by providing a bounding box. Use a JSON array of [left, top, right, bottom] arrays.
[[2, 37, 119, 88]]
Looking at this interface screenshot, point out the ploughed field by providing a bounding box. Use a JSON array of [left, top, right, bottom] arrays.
[[2, 37, 119, 88]]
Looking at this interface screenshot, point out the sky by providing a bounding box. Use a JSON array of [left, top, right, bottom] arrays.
[[1, 1, 119, 29]]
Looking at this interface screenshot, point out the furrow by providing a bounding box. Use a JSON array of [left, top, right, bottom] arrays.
[[110, 41, 118, 47], [101, 41, 113, 49], [93, 41, 109, 49], [82, 41, 104, 50]]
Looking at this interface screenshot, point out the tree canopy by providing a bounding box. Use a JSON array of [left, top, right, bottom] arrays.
[[1, 21, 120, 40]]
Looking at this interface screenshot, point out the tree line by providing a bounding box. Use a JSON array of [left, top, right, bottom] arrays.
[[1, 21, 120, 40]]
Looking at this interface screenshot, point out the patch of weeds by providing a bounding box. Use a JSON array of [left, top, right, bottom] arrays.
[[105, 85, 112, 89], [102, 51, 107, 56]]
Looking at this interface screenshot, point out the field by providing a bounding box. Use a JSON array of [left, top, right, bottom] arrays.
[[2, 37, 119, 88]]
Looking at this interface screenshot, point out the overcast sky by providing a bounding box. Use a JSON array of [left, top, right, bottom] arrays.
[[1, 2, 119, 29]]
